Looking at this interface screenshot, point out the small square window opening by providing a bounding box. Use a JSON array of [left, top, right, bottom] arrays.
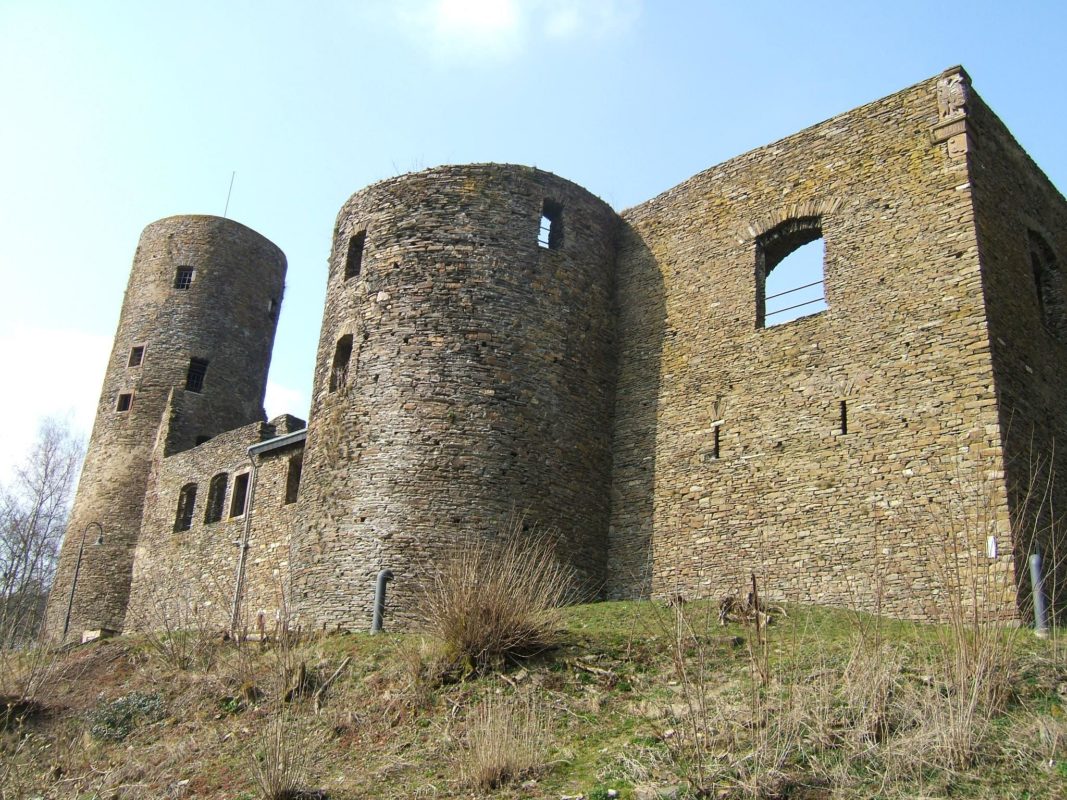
[[128, 346, 145, 367], [116, 393, 133, 412], [186, 358, 209, 393], [174, 267, 195, 290]]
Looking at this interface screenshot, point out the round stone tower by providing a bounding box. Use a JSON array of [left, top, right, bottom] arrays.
[[43, 215, 286, 643], [292, 164, 620, 629]]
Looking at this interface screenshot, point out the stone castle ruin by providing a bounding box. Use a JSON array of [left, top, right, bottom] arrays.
[[43, 67, 1067, 642]]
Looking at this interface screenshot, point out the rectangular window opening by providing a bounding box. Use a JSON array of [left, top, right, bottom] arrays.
[[345, 231, 366, 280], [712, 425, 721, 460], [285, 455, 303, 505], [186, 357, 209, 393], [329, 335, 353, 393], [230, 472, 250, 518], [128, 345, 145, 367], [116, 393, 133, 412], [538, 199, 563, 249], [839, 400, 848, 435], [174, 266, 195, 290]]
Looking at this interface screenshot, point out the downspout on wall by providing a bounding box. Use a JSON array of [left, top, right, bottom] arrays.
[[229, 427, 308, 637], [229, 452, 259, 637]]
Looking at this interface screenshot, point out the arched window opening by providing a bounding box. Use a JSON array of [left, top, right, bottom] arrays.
[[756, 217, 827, 328], [1029, 230, 1064, 340], [285, 455, 303, 505], [329, 334, 353, 393], [204, 473, 228, 524], [174, 483, 197, 532]]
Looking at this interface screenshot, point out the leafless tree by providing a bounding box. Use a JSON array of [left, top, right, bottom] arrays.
[[0, 418, 83, 648]]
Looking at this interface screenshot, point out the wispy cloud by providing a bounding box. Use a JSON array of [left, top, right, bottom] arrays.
[[391, 0, 641, 62], [265, 380, 309, 423], [0, 325, 110, 479]]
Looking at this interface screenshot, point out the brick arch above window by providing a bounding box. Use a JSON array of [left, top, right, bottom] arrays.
[[740, 197, 841, 243]]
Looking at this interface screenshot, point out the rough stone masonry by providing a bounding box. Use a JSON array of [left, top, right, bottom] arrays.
[[43, 67, 1067, 642]]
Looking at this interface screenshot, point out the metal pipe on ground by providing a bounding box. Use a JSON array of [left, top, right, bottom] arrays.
[[1030, 552, 1049, 639], [371, 569, 394, 634]]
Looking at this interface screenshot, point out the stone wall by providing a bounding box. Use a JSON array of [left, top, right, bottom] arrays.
[[126, 415, 305, 634], [50, 68, 1067, 639], [608, 68, 1016, 619], [967, 88, 1067, 618], [292, 165, 620, 629], [44, 216, 285, 643]]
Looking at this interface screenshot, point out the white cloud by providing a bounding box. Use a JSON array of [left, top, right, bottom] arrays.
[[541, 0, 641, 41], [390, 0, 640, 61], [265, 380, 309, 424], [0, 325, 111, 480], [433, 0, 522, 46]]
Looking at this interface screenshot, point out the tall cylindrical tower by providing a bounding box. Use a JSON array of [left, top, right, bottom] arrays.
[[293, 165, 619, 629], [43, 215, 286, 643]]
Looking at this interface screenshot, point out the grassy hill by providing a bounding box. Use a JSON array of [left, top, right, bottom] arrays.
[[2, 596, 1065, 800]]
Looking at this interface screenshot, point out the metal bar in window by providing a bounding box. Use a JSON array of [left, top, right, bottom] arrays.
[[765, 279, 824, 302], [765, 296, 826, 317]]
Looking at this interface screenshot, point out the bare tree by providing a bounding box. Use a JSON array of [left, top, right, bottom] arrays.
[[0, 418, 83, 648]]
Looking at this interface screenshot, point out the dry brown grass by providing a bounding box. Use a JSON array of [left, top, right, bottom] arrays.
[[125, 573, 228, 672], [464, 692, 550, 790], [414, 517, 579, 672]]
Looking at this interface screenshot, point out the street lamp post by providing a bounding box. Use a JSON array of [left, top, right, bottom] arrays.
[[61, 521, 104, 642]]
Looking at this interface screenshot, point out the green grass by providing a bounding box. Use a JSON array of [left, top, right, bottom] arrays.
[[3, 600, 1066, 799]]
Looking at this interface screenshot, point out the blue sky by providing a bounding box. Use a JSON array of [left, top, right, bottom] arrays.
[[2, 0, 1066, 474]]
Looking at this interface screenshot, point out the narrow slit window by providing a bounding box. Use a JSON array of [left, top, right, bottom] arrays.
[[128, 346, 145, 367], [230, 472, 250, 518], [174, 266, 195, 290], [712, 425, 721, 460], [756, 217, 826, 328], [344, 231, 366, 280], [174, 482, 197, 532], [285, 455, 303, 505], [116, 393, 133, 412], [186, 358, 209, 393], [1029, 230, 1064, 340], [204, 473, 228, 524], [839, 400, 848, 435], [538, 199, 563, 249], [329, 334, 353, 393]]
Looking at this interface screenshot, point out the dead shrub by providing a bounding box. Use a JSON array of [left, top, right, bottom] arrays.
[[464, 692, 549, 790], [126, 574, 228, 672], [414, 518, 578, 672], [250, 712, 312, 800]]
